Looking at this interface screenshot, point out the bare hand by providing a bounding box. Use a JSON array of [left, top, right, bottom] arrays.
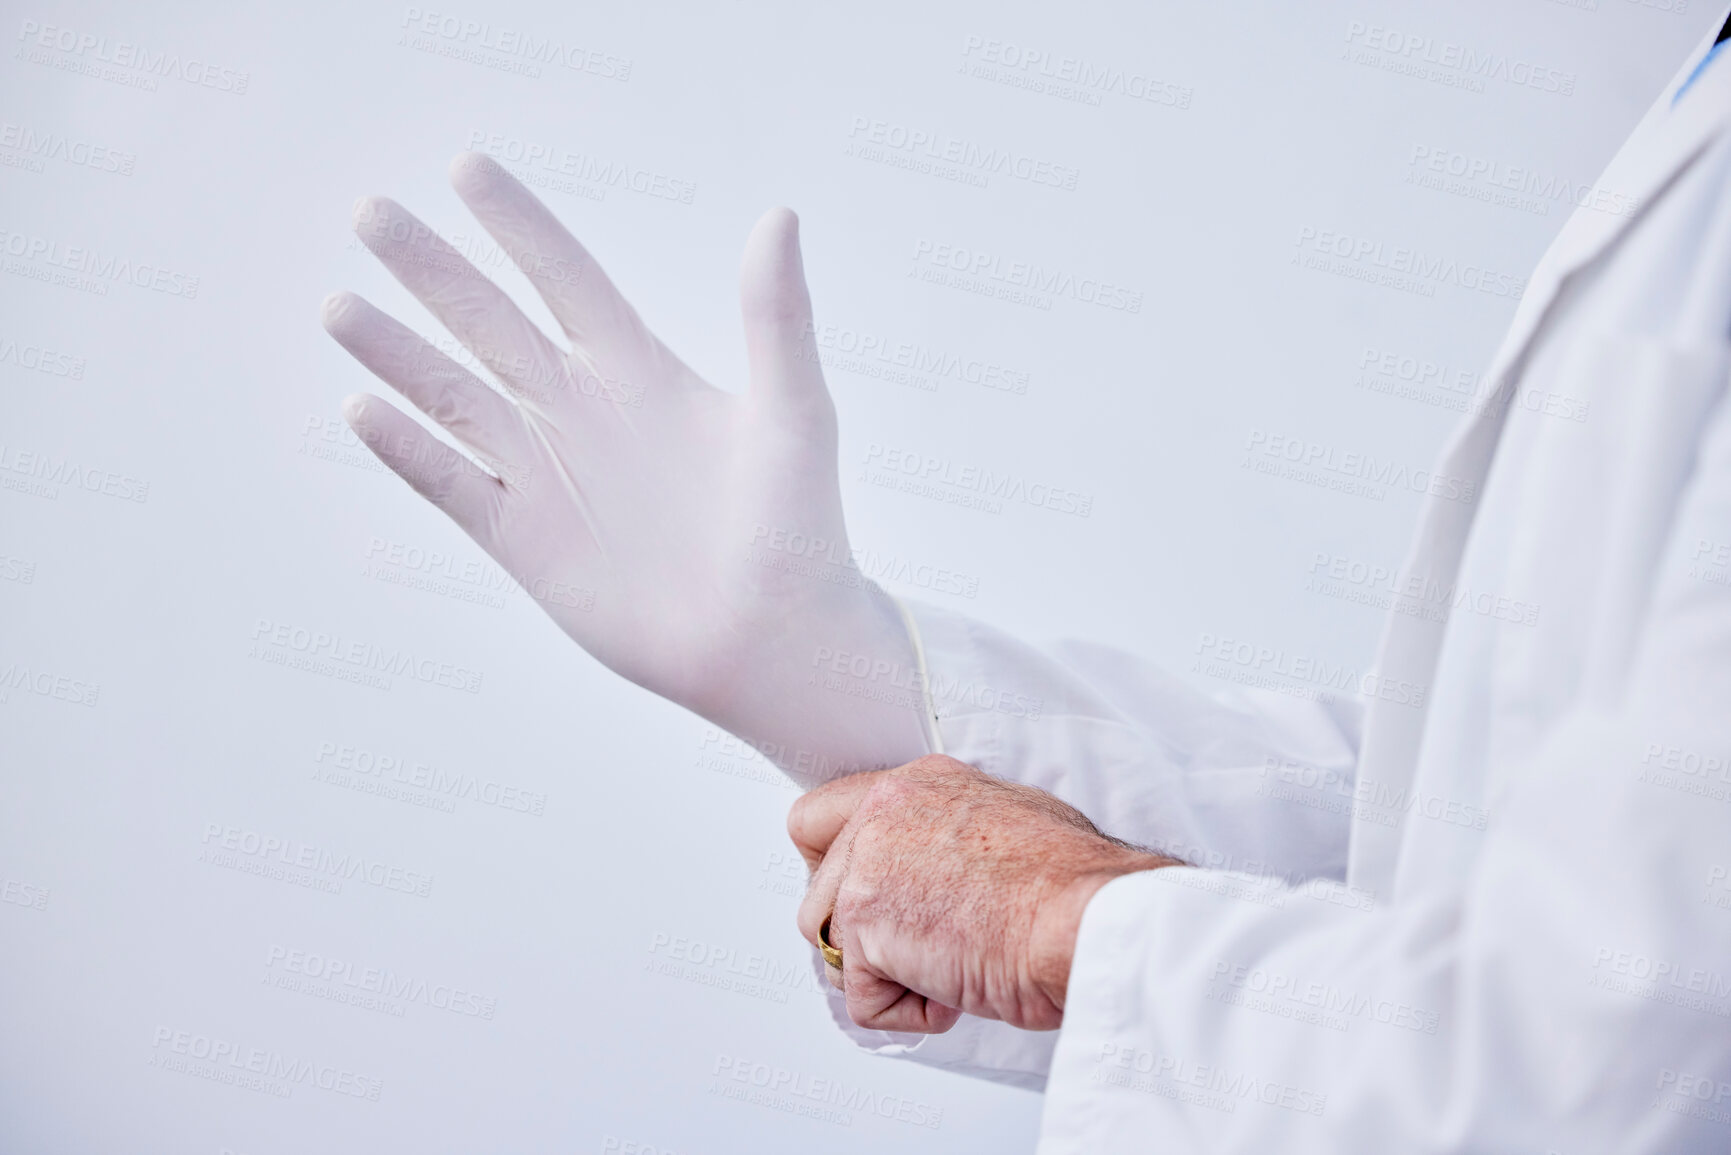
[[787, 756, 1173, 1033]]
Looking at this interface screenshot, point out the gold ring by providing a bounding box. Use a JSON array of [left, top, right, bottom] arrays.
[[817, 914, 844, 970]]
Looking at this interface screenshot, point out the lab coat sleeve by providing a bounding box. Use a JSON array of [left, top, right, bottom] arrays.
[[1037, 386, 1731, 1150], [817, 600, 1362, 1090], [902, 600, 1362, 879]]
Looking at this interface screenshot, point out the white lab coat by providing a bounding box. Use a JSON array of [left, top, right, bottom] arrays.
[[823, 27, 1731, 1153]]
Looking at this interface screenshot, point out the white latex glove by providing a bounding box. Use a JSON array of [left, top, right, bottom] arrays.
[[322, 152, 932, 781]]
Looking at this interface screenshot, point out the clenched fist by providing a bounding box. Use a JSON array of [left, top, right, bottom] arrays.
[[787, 756, 1175, 1033]]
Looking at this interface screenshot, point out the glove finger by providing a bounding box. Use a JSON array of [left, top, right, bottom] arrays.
[[341, 393, 506, 544], [450, 152, 678, 382], [323, 291, 531, 478], [352, 195, 568, 412], [740, 207, 831, 420]]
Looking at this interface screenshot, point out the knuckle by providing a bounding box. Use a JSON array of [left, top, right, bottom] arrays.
[[906, 753, 974, 780], [833, 888, 874, 932], [864, 775, 914, 809], [842, 823, 886, 869]]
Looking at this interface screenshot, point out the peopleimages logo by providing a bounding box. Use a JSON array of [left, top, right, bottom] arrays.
[[749, 524, 981, 599], [15, 19, 251, 94], [1343, 21, 1577, 96], [1208, 958, 1441, 1035], [803, 321, 1029, 396], [398, 8, 632, 80], [1194, 632, 1426, 708], [1589, 947, 1731, 1010], [1244, 429, 1479, 504], [0, 121, 136, 175], [957, 35, 1194, 110], [711, 1055, 944, 1130], [845, 115, 1081, 190], [1637, 741, 1731, 804], [862, 442, 1095, 518], [265, 945, 498, 1019], [462, 131, 695, 204], [1407, 144, 1640, 219], [909, 239, 1143, 313], [1307, 550, 1541, 628], [1654, 1067, 1731, 1128], [0, 226, 200, 298], [0, 443, 149, 502], [1354, 345, 1589, 422], [313, 739, 549, 815], [1092, 1042, 1329, 1116], [0, 333, 86, 378], [1293, 226, 1527, 301], [352, 198, 581, 293], [200, 822, 435, 898], [696, 727, 880, 788], [0, 877, 49, 911], [0, 661, 100, 707], [1258, 756, 1492, 832], [811, 644, 1045, 719], [149, 1026, 382, 1100], [248, 618, 484, 694]]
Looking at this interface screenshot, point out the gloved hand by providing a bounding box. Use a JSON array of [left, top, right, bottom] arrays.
[[322, 152, 932, 780]]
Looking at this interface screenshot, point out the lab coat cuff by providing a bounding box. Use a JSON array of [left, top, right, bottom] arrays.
[[899, 599, 1213, 856]]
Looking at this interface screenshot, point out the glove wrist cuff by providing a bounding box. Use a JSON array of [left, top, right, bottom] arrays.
[[887, 592, 945, 757]]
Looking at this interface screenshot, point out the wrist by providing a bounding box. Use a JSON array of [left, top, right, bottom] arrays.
[[1029, 849, 1172, 1015], [707, 577, 929, 782]]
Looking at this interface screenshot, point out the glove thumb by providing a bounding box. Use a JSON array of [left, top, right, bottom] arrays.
[[740, 207, 832, 420]]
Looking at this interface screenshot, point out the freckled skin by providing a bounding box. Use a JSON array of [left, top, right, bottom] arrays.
[[788, 755, 1177, 1034]]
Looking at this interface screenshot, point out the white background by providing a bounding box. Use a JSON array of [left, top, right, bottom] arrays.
[[0, 1, 1718, 1151]]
